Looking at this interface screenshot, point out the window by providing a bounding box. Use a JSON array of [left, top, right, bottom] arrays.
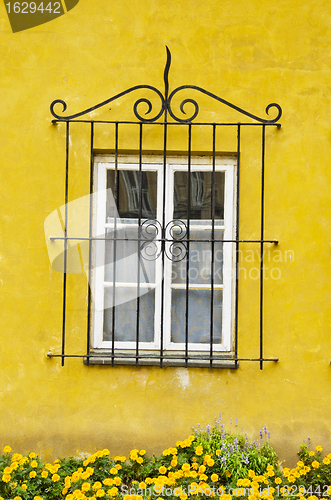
[[47, 48, 281, 368], [92, 155, 236, 362]]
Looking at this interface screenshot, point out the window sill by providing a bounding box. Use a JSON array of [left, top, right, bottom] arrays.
[[83, 352, 238, 369]]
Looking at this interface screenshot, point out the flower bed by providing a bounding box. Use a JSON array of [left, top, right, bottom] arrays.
[[0, 422, 330, 500]]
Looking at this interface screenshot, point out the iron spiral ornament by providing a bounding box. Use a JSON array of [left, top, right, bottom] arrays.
[[50, 46, 282, 124]]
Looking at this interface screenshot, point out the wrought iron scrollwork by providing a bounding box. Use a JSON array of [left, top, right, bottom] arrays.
[[165, 220, 188, 262], [140, 220, 162, 261], [50, 46, 282, 125]]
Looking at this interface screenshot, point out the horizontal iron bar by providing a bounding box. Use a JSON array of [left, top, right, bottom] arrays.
[[52, 119, 281, 128], [50, 236, 278, 244], [47, 353, 278, 361]]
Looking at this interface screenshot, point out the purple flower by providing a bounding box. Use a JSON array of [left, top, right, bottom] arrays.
[[260, 430, 263, 439], [263, 424, 268, 434]]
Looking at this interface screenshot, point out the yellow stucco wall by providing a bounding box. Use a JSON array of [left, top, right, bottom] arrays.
[[0, 0, 331, 465]]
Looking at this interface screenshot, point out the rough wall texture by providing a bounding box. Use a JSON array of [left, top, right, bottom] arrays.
[[0, 0, 330, 465]]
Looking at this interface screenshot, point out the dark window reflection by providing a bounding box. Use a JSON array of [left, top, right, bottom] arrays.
[[174, 171, 225, 220], [107, 170, 157, 219]]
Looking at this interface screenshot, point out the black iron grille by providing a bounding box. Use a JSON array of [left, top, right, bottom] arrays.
[[47, 47, 281, 369]]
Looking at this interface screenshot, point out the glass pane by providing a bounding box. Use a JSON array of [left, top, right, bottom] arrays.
[[104, 227, 156, 283], [174, 171, 224, 221], [103, 287, 155, 342], [107, 170, 157, 220], [171, 289, 222, 344], [172, 230, 223, 285]]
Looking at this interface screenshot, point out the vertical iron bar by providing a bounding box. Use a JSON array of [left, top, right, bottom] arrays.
[[61, 121, 70, 367], [210, 124, 216, 368], [185, 124, 192, 367], [111, 122, 119, 366], [260, 125, 266, 370], [135, 122, 143, 366], [160, 107, 168, 369], [86, 121, 94, 366], [235, 125, 241, 369]]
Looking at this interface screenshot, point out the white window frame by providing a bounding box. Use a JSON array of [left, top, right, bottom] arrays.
[[92, 155, 236, 354]]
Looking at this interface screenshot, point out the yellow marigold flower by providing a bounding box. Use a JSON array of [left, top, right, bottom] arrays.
[[275, 478, 282, 484], [22, 484, 27, 491], [108, 487, 118, 497], [93, 482, 102, 490], [34, 496, 43, 500], [71, 471, 80, 482], [82, 482, 91, 492], [312, 461, 319, 468], [171, 460, 177, 467], [159, 466, 167, 474], [30, 460, 38, 468], [3, 446, 11, 454], [199, 465, 206, 473], [29, 453, 36, 459], [139, 450, 146, 455], [103, 478, 114, 486], [139, 482, 146, 489], [110, 467, 118, 475], [309, 451, 315, 456], [13, 497, 22, 500], [323, 457, 330, 465], [211, 473, 218, 482], [316, 446, 323, 452], [199, 473, 208, 481], [96, 489, 106, 497], [41, 470, 48, 478], [114, 476, 121, 486], [52, 474, 60, 482], [136, 457, 143, 464], [288, 476, 295, 483], [61, 488, 68, 496], [248, 470, 256, 478], [4, 467, 12, 474], [145, 478, 152, 485], [29, 471, 37, 478], [207, 459, 215, 467], [195, 446, 203, 456], [182, 463, 190, 472]]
